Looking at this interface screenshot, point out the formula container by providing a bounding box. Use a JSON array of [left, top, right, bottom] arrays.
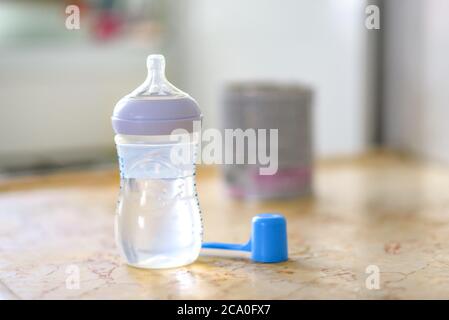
[[221, 82, 313, 200]]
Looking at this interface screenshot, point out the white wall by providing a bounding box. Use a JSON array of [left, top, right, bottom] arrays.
[[384, 0, 449, 162], [0, 44, 154, 167], [0, 2, 159, 167], [176, 0, 377, 156]]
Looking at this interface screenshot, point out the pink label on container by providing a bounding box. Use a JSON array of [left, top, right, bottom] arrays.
[[227, 166, 312, 198], [252, 167, 311, 192]]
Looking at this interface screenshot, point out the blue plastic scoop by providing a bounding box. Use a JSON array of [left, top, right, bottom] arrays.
[[202, 213, 288, 263]]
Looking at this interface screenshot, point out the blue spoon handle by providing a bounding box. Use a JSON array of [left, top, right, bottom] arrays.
[[202, 241, 251, 252]]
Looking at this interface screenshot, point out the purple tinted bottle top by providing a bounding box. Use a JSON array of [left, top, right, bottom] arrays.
[[111, 55, 202, 136]]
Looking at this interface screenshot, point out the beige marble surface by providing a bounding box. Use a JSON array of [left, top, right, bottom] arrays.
[[2, 152, 449, 299]]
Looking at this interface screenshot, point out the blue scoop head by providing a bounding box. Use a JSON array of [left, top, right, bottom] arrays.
[[202, 213, 288, 263], [250, 213, 288, 263]]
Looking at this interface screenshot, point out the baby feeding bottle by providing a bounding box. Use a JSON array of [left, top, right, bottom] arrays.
[[111, 54, 202, 269]]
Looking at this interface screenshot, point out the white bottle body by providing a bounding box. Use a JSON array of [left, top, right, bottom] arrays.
[[114, 133, 202, 269]]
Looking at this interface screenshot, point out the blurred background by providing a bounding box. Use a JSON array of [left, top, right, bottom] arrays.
[[0, 0, 448, 175]]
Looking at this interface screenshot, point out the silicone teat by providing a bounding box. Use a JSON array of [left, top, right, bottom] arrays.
[[146, 55, 166, 95], [147, 54, 165, 71], [202, 213, 288, 263], [131, 54, 186, 98]]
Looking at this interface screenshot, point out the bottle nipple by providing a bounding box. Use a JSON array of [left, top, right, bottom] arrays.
[[147, 54, 165, 72], [127, 54, 186, 98], [146, 55, 166, 95]]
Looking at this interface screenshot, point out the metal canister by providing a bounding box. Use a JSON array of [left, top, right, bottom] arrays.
[[221, 82, 313, 200]]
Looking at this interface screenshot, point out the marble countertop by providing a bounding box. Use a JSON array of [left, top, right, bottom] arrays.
[[2, 152, 449, 299]]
